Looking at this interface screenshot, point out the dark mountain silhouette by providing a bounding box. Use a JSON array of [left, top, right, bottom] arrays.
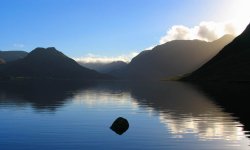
[[0, 47, 112, 80], [111, 35, 234, 80], [183, 23, 250, 81], [0, 51, 28, 62], [79, 61, 127, 73], [0, 58, 5, 64]]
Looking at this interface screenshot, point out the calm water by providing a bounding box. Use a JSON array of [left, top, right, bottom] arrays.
[[0, 81, 249, 150]]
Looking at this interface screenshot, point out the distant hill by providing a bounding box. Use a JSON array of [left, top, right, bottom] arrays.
[[0, 47, 112, 80], [78, 61, 127, 73], [111, 35, 234, 80], [183, 23, 250, 81], [0, 51, 28, 62]]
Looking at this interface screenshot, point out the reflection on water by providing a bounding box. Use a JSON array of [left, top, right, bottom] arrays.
[[193, 82, 250, 134], [73, 89, 139, 110], [128, 82, 246, 141], [0, 80, 249, 149], [0, 80, 94, 110]]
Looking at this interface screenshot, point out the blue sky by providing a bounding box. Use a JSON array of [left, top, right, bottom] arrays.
[[0, 0, 249, 60]]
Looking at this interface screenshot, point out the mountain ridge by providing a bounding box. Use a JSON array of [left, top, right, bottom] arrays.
[[0, 50, 28, 62], [110, 35, 235, 80], [0, 47, 112, 80], [182, 23, 250, 81], [78, 61, 127, 73]]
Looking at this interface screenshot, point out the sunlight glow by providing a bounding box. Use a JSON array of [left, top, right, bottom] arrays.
[[74, 52, 139, 63], [228, 0, 250, 34]]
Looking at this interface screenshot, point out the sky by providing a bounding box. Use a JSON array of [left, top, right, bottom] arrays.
[[0, 0, 250, 63]]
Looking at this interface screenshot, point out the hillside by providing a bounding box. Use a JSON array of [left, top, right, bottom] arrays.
[[0, 51, 28, 62], [79, 61, 127, 73], [111, 35, 234, 80], [0, 47, 112, 80], [183, 23, 250, 81]]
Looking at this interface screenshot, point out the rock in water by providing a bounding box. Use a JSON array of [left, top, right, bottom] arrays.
[[110, 117, 129, 135]]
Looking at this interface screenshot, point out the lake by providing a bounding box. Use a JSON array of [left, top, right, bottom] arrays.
[[0, 80, 249, 150]]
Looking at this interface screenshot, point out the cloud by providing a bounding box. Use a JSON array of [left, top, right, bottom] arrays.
[[144, 45, 157, 50], [74, 52, 139, 63], [13, 43, 25, 48], [76, 21, 245, 63], [160, 21, 242, 44]]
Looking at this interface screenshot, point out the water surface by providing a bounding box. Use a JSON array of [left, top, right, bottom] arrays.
[[0, 81, 249, 150]]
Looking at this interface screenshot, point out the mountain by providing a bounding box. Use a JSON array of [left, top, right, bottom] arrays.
[[78, 61, 127, 73], [0, 47, 112, 80], [0, 58, 5, 64], [0, 51, 28, 62], [111, 35, 234, 80], [183, 23, 250, 81]]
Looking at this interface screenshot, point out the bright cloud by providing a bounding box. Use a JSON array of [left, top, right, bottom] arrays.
[[74, 52, 139, 63], [160, 21, 244, 44], [75, 20, 248, 63]]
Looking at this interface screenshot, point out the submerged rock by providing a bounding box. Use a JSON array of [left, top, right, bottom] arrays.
[[110, 117, 129, 135]]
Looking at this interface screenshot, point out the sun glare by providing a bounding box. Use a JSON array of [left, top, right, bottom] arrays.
[[229, 0, 250, 33]]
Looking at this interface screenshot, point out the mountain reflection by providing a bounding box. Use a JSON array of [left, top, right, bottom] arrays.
[[127, 82, 247, 140], [0, 80, 94, 111], [0, 80, 249, 141], [192, 82, 250, 135], [69, 81, 249, 141]]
